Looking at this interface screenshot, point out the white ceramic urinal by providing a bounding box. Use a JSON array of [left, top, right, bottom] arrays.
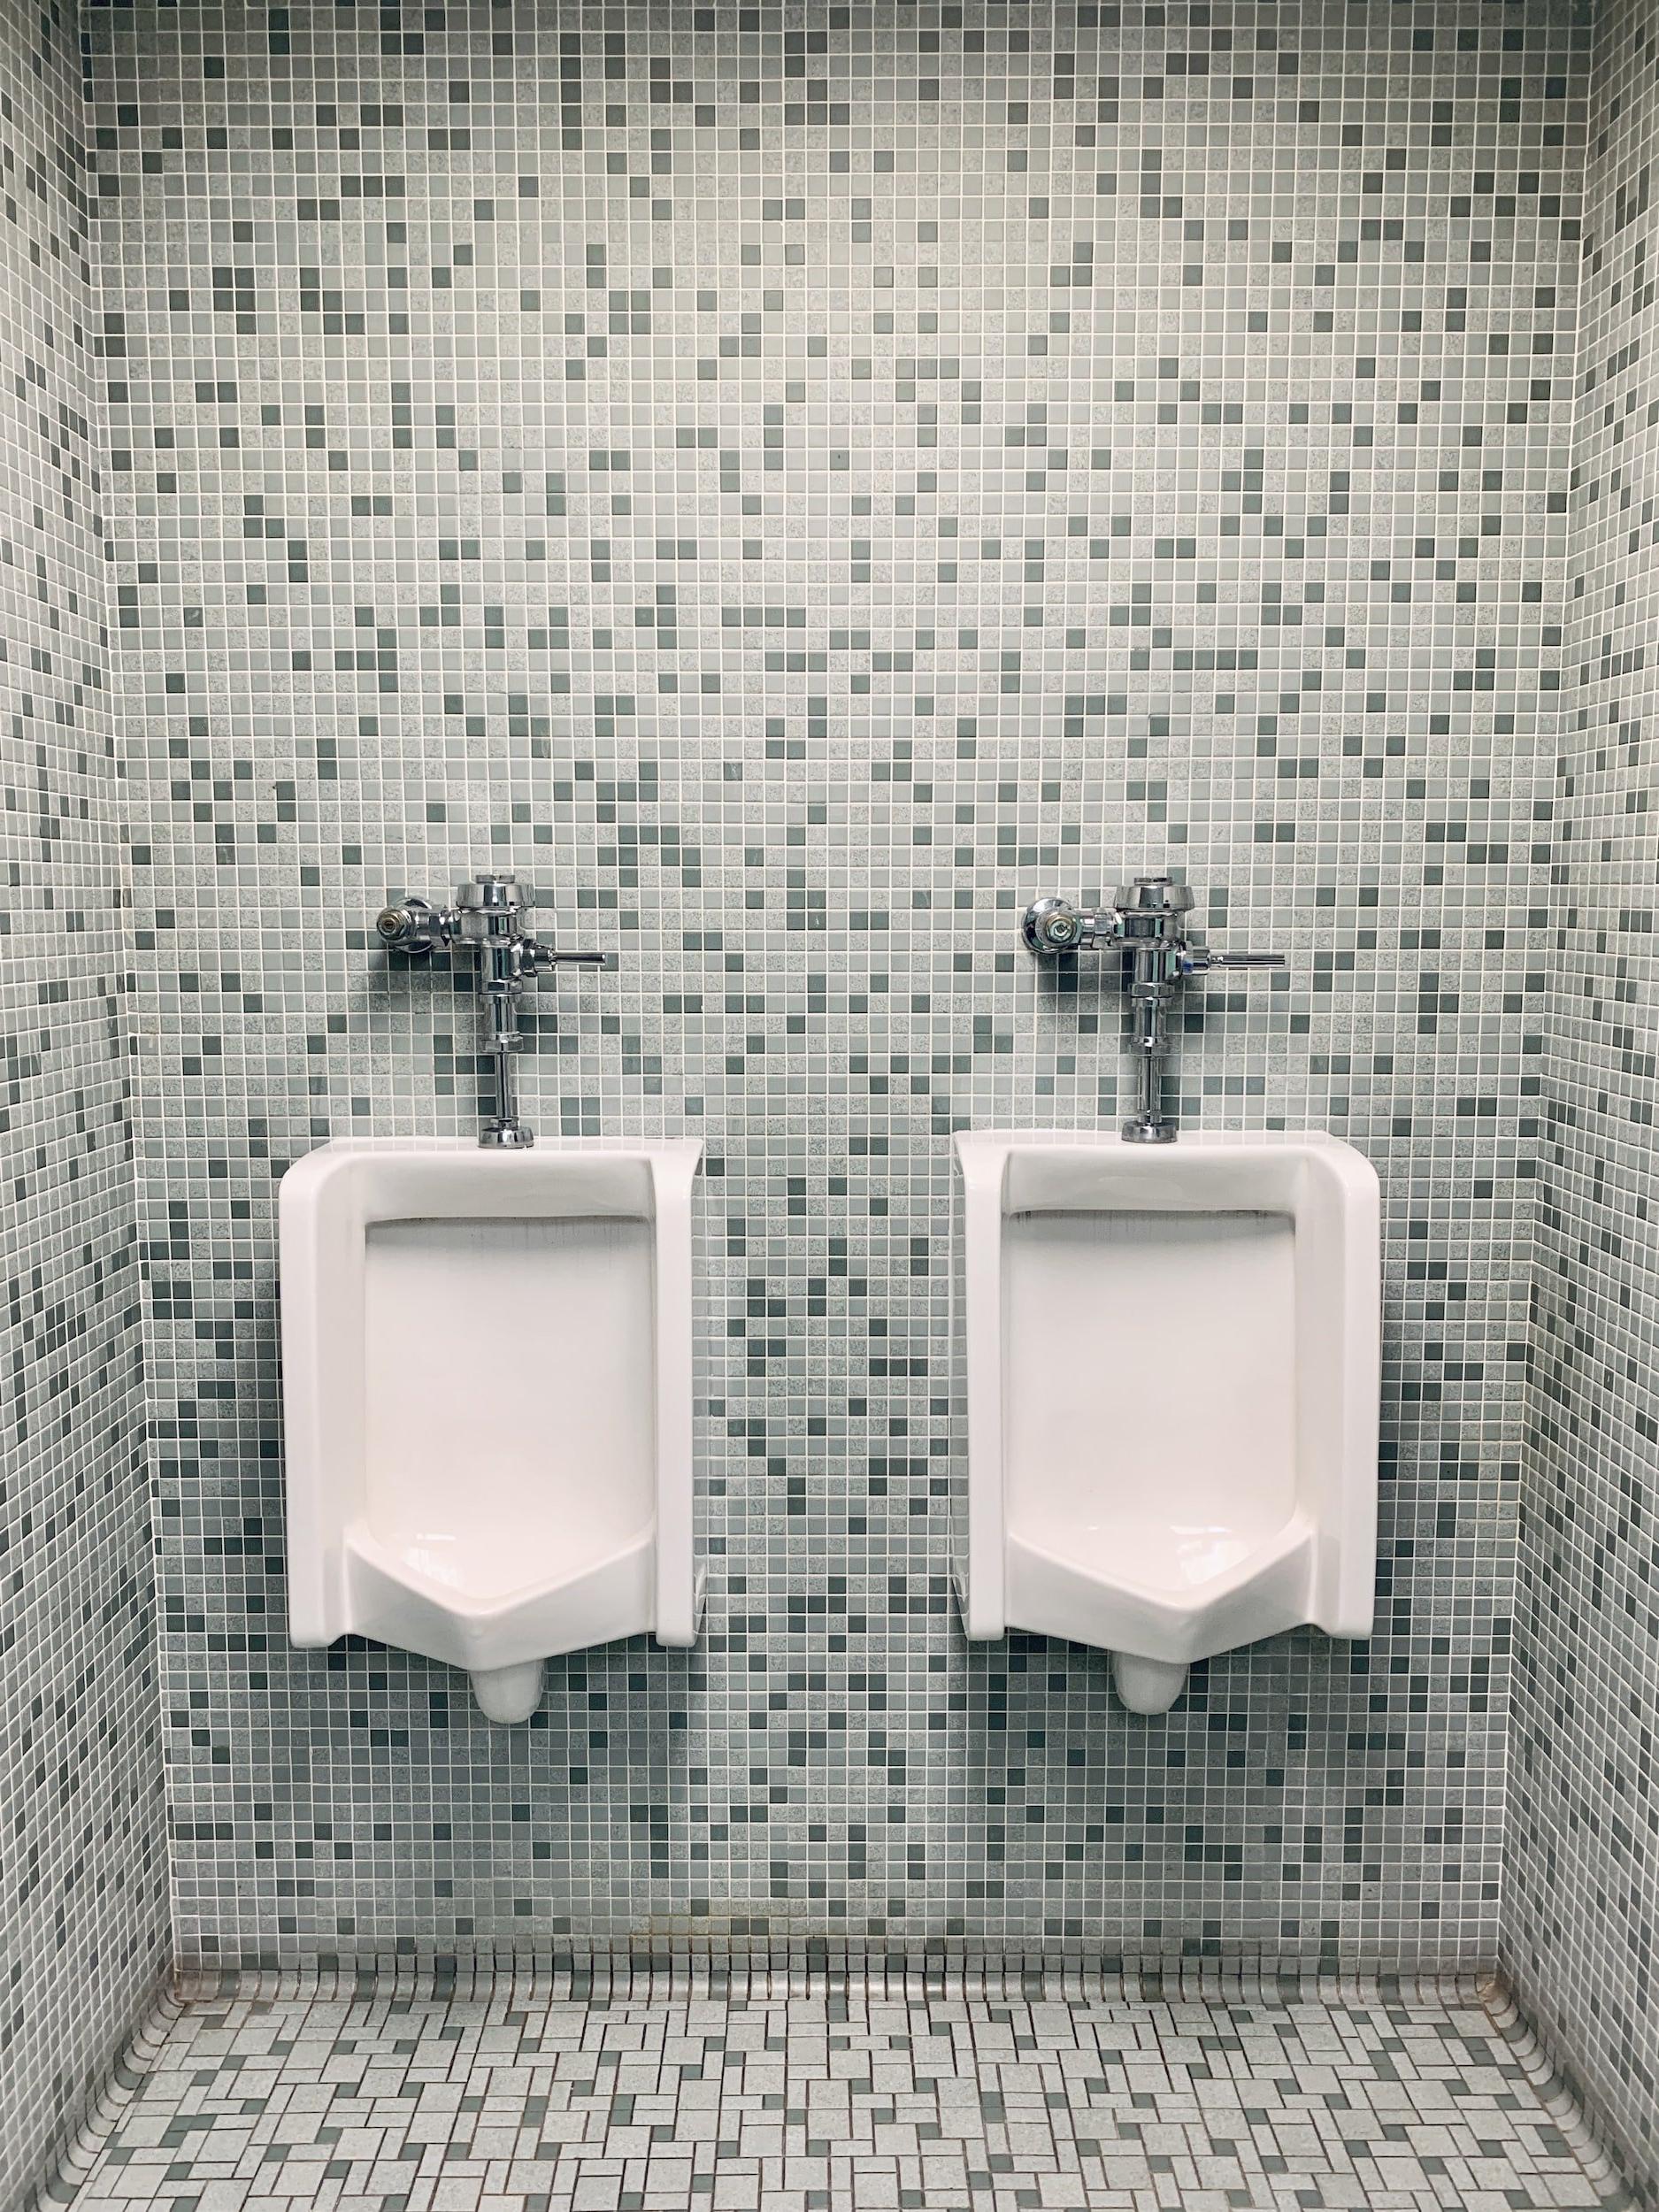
[[280, 1137, 703, 1721], [953, 1132, 1379, 1712]]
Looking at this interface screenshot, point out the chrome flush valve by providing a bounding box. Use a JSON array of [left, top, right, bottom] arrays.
[[1022, 874, 1285, 1143], [375, 872, 610, 1148]]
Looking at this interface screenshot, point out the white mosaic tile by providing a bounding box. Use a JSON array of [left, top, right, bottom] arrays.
[[50, 1969, 1629, 2212]]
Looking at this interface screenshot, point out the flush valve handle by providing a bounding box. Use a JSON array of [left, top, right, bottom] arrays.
[[520, 941, 611, 976], [1180, 948, 1286, 975]]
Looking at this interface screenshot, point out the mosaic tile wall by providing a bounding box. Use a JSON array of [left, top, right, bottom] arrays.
[[0, 3, 170, 2206], [1507, 0, 1659, 2191], [85, 1, 1584, 1977]]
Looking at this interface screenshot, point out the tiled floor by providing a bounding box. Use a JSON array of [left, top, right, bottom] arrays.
[[55, 1968, 1624, 2211]]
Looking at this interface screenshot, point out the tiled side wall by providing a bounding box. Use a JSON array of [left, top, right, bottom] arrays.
[[0, 4, 168, 2206], [87, 1, 1581, 1974], [1509, 0, 1659, 2191]]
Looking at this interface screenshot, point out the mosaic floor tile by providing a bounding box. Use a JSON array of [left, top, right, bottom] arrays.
[[59, 1974, 1622, 2212]]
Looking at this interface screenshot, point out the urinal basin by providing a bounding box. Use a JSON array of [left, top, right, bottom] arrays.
[[1005, 1516, 1317, 1668], [280, 1138, 703, 1716], [953, 1132, 1379, 1706], [342, 1526, 656, 1674]]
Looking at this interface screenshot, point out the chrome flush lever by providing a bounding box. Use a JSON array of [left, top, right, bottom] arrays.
[[1022, 874, 1285, 1144], [375, 872, 611, 1148], [1183, 949, 1284, 972]]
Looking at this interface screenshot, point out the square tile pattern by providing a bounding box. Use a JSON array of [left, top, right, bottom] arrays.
[[51, 1968, 1627, 2212], [0, 0, 1647, 2206], [1505, 0, 1659, 2196], [0, 0, 168, 2205], [81, 0, 1585, 1990]]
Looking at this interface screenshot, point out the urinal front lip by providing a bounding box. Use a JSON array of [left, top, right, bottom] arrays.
[[955, 1125, 1381, 1216], [282, 1133, 706, 1157], [279, 1132, 704, 1226], [956, 1126, 1371, 1155]]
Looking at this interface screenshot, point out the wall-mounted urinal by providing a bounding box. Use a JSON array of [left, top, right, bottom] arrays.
[[953, 1132, 1379, 1713], [280, 1137, 703, 1722]]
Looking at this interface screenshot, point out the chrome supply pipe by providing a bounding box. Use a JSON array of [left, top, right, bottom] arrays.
[[1022, 874, 1284, 1142], [374, 872, 609, 1147]]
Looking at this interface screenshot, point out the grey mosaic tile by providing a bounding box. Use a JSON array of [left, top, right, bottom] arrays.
[[1508, 0, 1659, 2199], [0, 1, 169, 2205], [77, 0, 1585, 1985]]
